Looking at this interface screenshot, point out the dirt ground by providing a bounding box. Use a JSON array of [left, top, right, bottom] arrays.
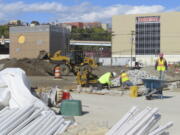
[[64, 91, 180, 135], [26, 66, 180, 135], [27, 66, 180, 89], [1, 62, 180, 134]]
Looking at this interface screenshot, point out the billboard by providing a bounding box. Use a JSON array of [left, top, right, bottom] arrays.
[[137, 16, 160, 23]]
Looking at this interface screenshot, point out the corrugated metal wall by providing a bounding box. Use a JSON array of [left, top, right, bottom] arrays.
[[98, 57, 131, 66]]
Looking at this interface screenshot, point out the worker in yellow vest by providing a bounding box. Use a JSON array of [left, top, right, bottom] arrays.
[[120, 70, 133, 88], [155, 53, 168, 80], [97, 72, 117, 90]]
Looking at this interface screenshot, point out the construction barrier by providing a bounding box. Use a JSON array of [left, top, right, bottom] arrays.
[[54, 66, 61, 79]]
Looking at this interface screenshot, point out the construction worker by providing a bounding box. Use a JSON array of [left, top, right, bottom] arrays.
[[97, 72, 117, 90], [120, 70, 133, 88], [155, 53, 168, 80]]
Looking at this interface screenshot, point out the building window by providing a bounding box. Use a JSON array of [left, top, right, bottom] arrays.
[[135, 16, 160, 55]]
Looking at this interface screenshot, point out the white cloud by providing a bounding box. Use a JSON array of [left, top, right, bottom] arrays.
[[0, 2, 65, 13], [0, 1, 169, 23], [125, 5, 165, 14], [57, 4, 165, 22]]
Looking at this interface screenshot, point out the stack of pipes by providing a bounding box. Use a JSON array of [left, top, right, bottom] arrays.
[[0, 106, 71, 134], [106, 106, 173, 135]]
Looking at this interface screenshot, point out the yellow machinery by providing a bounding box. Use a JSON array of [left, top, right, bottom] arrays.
[[50, 50, 70, 62], [76, 70, 98, 87], [38, 50, 98, 76]]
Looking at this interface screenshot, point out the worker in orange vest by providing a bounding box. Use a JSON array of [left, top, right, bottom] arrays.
[[155, 53, 168, 80], [120, 70, 133, 88]]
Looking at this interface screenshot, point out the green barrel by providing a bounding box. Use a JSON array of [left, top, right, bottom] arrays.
[[60, 100, 82, 116]]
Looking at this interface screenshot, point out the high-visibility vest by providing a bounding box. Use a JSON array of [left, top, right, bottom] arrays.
[[121, 73, 129, 83], [98, 72, 112, 85], [157, 59, 165, 71]]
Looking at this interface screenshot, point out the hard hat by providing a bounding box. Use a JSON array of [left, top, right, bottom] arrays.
[[112, 72, 117, 77], [159, 53, 164, 57]]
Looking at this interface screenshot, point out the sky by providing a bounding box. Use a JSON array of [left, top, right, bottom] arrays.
[[0, 0, 180, 24]]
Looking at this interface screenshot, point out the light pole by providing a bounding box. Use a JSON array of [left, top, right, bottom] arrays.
[[130, 30, 135, 69]]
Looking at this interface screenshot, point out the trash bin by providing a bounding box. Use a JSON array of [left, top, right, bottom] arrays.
[[60, 100, 82, 116]]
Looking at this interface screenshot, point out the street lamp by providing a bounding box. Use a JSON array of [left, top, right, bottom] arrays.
[[130, 31, 135, 69]]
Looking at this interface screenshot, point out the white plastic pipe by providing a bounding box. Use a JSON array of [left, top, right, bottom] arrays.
[[149, 122, 173, 135], [159, 132, 169, 135], [54, 121, 71, 135], [126, 108, 159, 135], [114, 107, 152, 135], [0, 106, 33, 132], [29, 115, 57, 135], [44, 117, 64, 135], [0, 107, 9, 115], [19, 113, 53, 135], [149, 125, 160, 134], [0, 109, 21, 128], [8, 109, 42, 135], [1, 107, 35, 134], [136, 114, 161, 135], [106, 106, 138, 135], [34, 116, 57, 135], [16, 115, 45, 135], [0, 108, 18, 123], [40, 116, 63, 135]]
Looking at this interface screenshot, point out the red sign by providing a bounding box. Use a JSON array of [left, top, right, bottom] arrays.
[[137, 16, 160, 23]]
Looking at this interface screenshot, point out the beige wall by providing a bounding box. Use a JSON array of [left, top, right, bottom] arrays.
[[10, 25, 70, 59], [112, 12, 180, 57], [112, 15, 135, 56], [161, 12, 180, 55], [10, 32, 49, 59]]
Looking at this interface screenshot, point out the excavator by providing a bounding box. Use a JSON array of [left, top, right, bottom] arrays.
[[38, 50, 98, 76]]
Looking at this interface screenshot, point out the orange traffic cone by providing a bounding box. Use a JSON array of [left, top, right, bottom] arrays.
[[54, 66, 61, 79]]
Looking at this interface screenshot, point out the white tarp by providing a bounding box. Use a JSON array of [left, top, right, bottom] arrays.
[[0, 68, 48, 109]]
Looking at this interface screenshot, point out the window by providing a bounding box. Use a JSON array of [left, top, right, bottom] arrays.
[[135, 16, 160, 55]]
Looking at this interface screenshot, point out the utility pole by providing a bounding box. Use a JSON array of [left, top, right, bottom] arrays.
[[130, 30, 135, 69]]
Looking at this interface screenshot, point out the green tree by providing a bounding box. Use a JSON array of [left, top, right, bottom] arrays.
[[0, 25, 9, 38], [71, 27, 111, 41]]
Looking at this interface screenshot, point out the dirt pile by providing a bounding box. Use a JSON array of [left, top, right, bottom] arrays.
[[1, 58, 55, 76]]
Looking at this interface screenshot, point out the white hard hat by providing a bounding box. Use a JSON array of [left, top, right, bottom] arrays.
[[112, 72, 117, 77]]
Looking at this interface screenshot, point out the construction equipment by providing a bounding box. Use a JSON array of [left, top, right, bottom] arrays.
[[38, 50, 97, 75], [76, 70, 98, 87]]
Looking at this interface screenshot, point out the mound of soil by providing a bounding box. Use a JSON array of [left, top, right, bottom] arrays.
[[1, 58, 55, 76]]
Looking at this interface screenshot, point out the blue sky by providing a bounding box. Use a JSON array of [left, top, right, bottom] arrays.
[[0, 0, 179, 24]]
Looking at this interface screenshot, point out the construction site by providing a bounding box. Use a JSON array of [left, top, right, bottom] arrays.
[[0, 12, 180, 135]]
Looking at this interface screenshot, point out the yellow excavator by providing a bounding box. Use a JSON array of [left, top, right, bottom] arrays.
[[38, 50, 98, 75]]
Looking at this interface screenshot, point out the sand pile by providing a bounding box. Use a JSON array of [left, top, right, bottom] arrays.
[[1, 58, 55, 76]]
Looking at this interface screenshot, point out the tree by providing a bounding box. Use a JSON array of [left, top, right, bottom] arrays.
[[0, 25, 9, 38], [31, 21, 40, 25], [71, 27, 111, 41]]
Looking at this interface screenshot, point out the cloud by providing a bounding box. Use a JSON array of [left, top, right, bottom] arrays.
[[125, 5, 165, 14], [0, 1, 168, 23], [57, 4, 165, 22], [0, 1, 65, 13]]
